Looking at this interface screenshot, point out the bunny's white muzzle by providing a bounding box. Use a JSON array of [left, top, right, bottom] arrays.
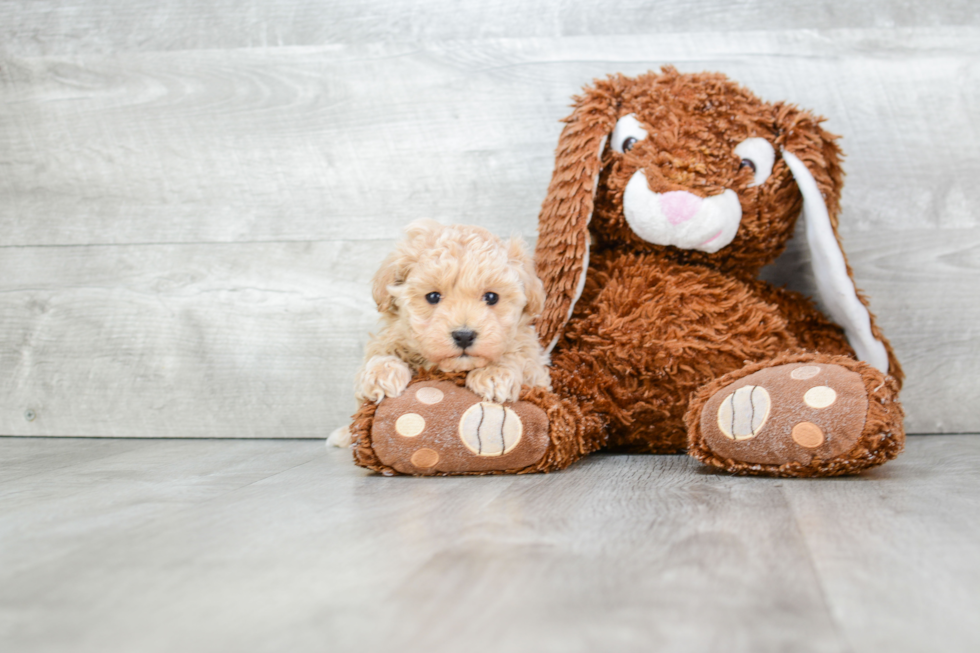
[[623, 171, 742, 253]]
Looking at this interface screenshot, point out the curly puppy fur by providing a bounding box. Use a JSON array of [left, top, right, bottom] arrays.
[[356, 219, 550, 406]]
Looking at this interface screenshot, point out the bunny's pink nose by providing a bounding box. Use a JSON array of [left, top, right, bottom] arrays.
[[661, 191, 703, 225]]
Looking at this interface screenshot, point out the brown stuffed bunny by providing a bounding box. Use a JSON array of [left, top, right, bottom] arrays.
[[351, 67, 905, 477]]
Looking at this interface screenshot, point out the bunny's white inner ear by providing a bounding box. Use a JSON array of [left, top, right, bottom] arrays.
[[781, 150, 889, 373]]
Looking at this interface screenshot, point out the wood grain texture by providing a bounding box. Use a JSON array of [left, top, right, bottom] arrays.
[[1, 435, 978, 652], [781, 436, 980, 652], [1, 29, 978, 245], [0, 228, 974, 437], [1, 0, 977, 56], [0, 7, 978, 437], [0, 240, 390, 437]]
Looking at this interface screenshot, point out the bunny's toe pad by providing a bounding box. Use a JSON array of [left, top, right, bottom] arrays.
[[699, 363, 868, 467]]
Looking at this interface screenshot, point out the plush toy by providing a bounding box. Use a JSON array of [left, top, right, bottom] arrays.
[[351, 67, 905, 477]]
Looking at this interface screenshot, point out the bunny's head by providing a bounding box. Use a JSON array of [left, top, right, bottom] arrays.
[[535, 67, 894, 375]]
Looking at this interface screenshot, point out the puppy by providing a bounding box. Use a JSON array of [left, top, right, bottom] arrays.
[[328, 219, 551, 447]]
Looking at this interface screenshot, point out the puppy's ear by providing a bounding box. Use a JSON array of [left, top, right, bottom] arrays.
[[535, 76, 623, 352], [507, 236, 545, 319], [370, 250, 407, 316], [776, 104, 902, 383], [371, 219, 440, 316]]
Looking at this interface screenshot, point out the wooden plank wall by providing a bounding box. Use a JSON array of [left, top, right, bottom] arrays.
[[1, 2, 977, 438]]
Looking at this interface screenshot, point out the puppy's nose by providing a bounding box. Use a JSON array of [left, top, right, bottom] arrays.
[[452, 329, 477, 350]]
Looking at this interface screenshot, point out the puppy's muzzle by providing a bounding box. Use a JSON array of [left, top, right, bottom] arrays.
[[452, 329, 477, 350]]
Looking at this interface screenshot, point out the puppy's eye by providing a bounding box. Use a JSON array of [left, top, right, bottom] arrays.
[[425, 292, 441, 305], [733, 138, 775, 187], [611, 114, 648, 154], [483, 292, 499, 305]]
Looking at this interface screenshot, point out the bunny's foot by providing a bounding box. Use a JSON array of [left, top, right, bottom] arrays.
[[686, 354, 905, 477], [349, 376, 589, 475]]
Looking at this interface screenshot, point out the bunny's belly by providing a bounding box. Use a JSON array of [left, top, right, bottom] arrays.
[[550, 253, 801, 452]]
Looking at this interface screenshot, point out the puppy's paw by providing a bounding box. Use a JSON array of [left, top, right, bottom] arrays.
[[356, 355, 413, 403], [466, 365, 522, 403], [327, 425, 353, 448]]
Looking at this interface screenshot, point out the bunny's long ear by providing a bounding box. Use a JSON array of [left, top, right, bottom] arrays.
[[535, 77, 622, 352], [777, 106, 902, 382]]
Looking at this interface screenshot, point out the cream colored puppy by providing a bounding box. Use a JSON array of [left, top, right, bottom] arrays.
[[328, 219, 551, 447]]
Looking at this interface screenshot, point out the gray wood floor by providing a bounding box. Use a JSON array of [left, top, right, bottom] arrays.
[[2, 435, 978, 653]]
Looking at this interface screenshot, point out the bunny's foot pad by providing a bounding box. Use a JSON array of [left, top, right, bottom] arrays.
[[687, 356, 905, 477], [366, 380, 550, 475]]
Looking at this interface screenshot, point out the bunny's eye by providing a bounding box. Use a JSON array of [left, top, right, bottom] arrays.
[[425, 292, 441, 304], [611, 114, 648, 154], [733, 138, 775, 187]]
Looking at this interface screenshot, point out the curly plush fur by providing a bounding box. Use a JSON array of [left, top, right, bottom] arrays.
[[531, 67, 904, 471], [351, 67, 905, 476]]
